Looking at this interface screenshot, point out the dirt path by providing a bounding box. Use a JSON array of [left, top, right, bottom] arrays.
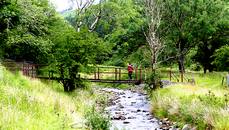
[[102, 88, 162, 130]]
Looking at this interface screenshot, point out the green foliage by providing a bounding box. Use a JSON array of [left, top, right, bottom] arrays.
[[189, 63, 202, 71], [159, 0, 228, 72], [0, 0, 57, 63], [63, 0, 147, 66], [145, 71, 162, 90], [198, 90, 229, 108], [85, 106, 110, 130], [212, 45, 229, 71], [48, 22, 106, 91], [127, 46, 151, 67]]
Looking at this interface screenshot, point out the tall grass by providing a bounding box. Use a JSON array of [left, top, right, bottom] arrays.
[[150, 72, 229, 129], [0, 67, 107, 130], [151, 74, 229, 130]]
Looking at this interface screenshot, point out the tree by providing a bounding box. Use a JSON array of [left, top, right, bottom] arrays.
[[160, 0, 199, 73], [96, 0, 146, 66], [212, 45, 229, 71], [71, 0, 103, 32], [1, 0, 57, 63], [0, 0, 20, 58], [160, 0, 228, 73], [144, 0, 164, 71], [48, 17, 106, 91], [192, 0, 228, 73]]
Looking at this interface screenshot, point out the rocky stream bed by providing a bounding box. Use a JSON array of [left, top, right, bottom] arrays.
[[101, 87, 177, 130]]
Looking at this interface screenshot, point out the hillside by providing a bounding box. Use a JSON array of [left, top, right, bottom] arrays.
[[0, 67, 95, 130]]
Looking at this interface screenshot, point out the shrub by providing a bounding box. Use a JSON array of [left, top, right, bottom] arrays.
[[190, 63, 202, 71], [145, 71, 162, 90], [85, 106, 110, 130]]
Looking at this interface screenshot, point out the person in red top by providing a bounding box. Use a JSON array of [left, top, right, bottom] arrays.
[[127, 63, 134, 80]]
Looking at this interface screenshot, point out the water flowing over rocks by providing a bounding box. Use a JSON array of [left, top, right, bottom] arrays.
[[101, 87, 177, 130]]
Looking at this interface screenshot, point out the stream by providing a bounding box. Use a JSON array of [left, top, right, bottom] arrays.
[[102, 88, 173, 130]]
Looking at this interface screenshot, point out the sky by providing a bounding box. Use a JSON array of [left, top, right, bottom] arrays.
[[50, 0, 73, 12], [50, 0, 100, 12]]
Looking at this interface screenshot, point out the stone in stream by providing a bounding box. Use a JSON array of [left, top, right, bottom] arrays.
[[130, 110, 138, 113], [123, 121, 130, 124], [117, 103, 124, 109], [112, 114, 126, 120], [131, 102, 136, 106], [137, 109, 141, 112], [127, 116, 136, 119], [164, 118, 169, 121], [115, 112, 123, 114], [150, 120, 155, 123], [147, 117, 153, 120], [182, 124, 191, 130], [142, 110, 148, 112]]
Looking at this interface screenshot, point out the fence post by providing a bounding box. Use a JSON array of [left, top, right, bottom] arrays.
[[135, 66, 138, 80], [22, 63, 25, 76], [181, 71, 184, 82], [140, 67, 142, 82], [227, 73, 229, 87], [94, 68, 97, 79], [97, 67, 100, 80], [32, 65, 34, 78], [144, 68, 147, 81], [169, 70, 172, 81]]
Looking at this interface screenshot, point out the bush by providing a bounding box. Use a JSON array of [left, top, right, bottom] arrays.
[[85, 106, 110, 130], [190, 63, 202, 71], [212, 45, 229, 71], [145, 71, 162, 90]]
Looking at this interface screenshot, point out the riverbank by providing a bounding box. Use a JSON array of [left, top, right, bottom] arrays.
[[150, 72, 229, 129], [0, 69, 108, 130]]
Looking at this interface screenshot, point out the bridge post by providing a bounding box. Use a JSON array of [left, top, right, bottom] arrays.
[[135, 66, 138, 80], [97, 67, 100, 79], [115, 68, 117, 80], [119, 68, 121, 80], [94, 68, 97, 79]]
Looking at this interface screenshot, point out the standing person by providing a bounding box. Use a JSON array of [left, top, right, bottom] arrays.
[[127, 63, 134, 80]]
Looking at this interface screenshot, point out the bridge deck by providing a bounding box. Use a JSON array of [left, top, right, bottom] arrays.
[[38, 77, 141, 84], [86, 79, 141, 84]]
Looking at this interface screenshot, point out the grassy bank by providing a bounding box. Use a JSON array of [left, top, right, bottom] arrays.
[[150, 72, 229, 129], [0, 67, 109, 130]]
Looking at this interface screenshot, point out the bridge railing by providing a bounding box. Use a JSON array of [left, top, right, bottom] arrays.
[[82, 66, 143, 82], [2, 60, 194, 84]]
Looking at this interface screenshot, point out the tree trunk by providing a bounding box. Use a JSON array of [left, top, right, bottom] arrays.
[[151, 52, 156, 72], [178, 53, 185, 73], [204, 67, 207, 74]]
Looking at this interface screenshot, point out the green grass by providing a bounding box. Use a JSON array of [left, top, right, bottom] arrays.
[[150, 72, 229, 129], [0, 66, 108, 130]]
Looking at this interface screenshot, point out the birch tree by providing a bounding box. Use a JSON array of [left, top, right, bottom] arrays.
[[71, 0, 103, 32], [144, 0, 164, 71]]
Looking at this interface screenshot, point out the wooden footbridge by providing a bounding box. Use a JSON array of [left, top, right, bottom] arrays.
[[22, 65, 145, 84], [81, 66, 144, 84], [3, 60, 193, 84]]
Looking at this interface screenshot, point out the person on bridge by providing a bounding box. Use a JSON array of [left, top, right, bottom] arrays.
[[128, 63, 134, 80]]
